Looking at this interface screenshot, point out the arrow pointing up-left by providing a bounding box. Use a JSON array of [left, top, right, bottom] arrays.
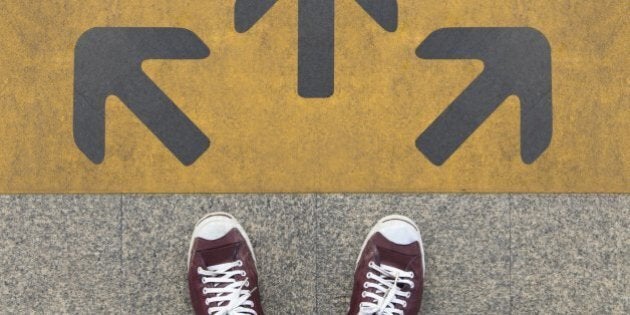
[[74, 28, 210, 166]]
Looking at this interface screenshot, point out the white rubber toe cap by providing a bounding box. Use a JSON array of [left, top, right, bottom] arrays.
[[193, 213, 239, 241], [377, 218, 421, 245], [188, 212, 257, 267]]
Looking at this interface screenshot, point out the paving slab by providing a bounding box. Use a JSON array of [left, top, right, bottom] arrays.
[[120, 195, 317, 314], [314, 195, 511, 314], [509, 195, 629, 314], [0, 195, 122, 313]]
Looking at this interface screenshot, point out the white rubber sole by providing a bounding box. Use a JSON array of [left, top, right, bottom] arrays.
[[355, 214, 426, 276], [187, 212, 257, 270]]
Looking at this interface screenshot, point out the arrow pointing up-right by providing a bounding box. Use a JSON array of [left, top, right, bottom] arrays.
[[356, 0, 398, 32], [416, 27, 553, 165]]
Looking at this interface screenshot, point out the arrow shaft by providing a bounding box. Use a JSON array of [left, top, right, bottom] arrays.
[[298, 0, 334, 98], [115, 72, 209, 166], [416, 72, 510, 165]]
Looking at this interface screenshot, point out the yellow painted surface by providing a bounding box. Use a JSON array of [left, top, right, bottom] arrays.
[[0, 0, 627, 193]]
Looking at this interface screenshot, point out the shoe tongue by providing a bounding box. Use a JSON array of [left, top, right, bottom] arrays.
[[198, 242, 241, 267], [377, 246, 414, 271]]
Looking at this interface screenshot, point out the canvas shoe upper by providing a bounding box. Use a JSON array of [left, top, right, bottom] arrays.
[[187, 213, 264, 315], [348, 215, 425, 315]]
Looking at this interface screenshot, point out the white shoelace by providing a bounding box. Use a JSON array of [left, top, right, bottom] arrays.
[[358, 261, 414, 315], [197, 260, 257, 315]]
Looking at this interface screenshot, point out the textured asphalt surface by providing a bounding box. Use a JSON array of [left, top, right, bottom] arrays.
[[0, 194, 628, 314]]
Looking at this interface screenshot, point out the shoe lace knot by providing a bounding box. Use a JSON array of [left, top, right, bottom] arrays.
[[358, 261, 414, 315], [197, 260, 258, 315]]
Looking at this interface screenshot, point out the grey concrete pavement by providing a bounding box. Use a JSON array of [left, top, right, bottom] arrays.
[[509, 196, 629, 314], [0, 194, 628, 314], [0, 195, 122, 313]]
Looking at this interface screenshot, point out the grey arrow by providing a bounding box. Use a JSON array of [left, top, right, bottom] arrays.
[[235, 0, 279, 33], [356, 0, 398, 32], [235, 0, 397, 98], [416, 27, 552, 165], [74, 27, 211, 166]]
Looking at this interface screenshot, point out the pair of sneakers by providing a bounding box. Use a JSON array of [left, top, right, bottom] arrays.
[[187, 213, 425, 315]]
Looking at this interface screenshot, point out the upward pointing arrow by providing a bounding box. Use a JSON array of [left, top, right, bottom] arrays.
[[234, 0, 398, 98], [415, 27, 553, 165], [74, 28, 211, 166]]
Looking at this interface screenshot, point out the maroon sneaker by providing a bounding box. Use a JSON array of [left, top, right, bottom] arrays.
[[187, 212, 263, 315], [348, 215, 425, 315]]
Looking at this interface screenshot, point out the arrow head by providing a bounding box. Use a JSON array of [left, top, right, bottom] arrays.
[[416, 27, 552, 165], [74, 28, 211, 165], [356, 0, 398, 32], [418, 27, 551, 90], [75, 27, 209, 77], [235, 0, 279, 33]]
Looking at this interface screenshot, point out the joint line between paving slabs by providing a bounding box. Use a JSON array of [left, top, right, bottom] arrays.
[[508, 204, 513, 315], [118, 194, 124, 313], [314, 194, 320, 313]]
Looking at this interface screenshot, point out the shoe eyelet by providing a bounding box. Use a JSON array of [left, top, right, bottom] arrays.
[[410, 283, 415, 289], [240, 271, 247, 276], [409, 272, 414, 278], [237, 260, 243, 266], [363, 282, 369, 289], [361, 292, 367, 298], [368, 261, 376, 268], [402, 301, 407, 307], [366, 272, 373, 279]]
